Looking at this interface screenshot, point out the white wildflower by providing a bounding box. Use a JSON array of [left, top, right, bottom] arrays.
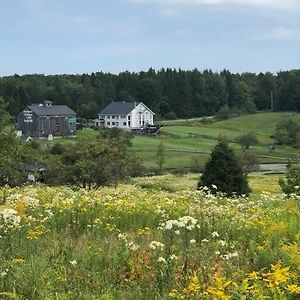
[[118, 233, 127, 241], [128, 242, 140, 251], [149, 241, 164, 250], [69, 260, 77, 266], [0, 208, 21, 228], [211, 231, 219, 238], [218, 240, 226, 247], [157, 257, 167, 264], [221, 251, 238, 260], [190, 239, 196, 244]]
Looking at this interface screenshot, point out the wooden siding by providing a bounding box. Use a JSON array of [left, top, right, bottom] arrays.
[[18, 111, 76, 138]]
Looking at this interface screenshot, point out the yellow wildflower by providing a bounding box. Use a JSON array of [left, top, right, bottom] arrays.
[[26, 225, 48, 240], [287, 284, 300, 294], [11, 258, 25, 264], [0, 292, 18, 298], [248, 271, 260, 280], [206, 274, 233, 300], [182, 273, 201, 295]]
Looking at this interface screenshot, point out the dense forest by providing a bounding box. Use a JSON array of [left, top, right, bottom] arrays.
[[0, 68, 299, 120]]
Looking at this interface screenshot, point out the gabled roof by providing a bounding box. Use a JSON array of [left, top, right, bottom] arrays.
[[98, 101, 137, 115], [98, 101, 155, 115], [27, 104, 76, 116]]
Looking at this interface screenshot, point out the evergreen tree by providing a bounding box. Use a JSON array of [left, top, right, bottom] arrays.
[[198, 139, 251, 196], [279, 165, 300, 196]]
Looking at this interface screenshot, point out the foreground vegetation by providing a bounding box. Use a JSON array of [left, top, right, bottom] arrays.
[[1, 174, 300, 299]]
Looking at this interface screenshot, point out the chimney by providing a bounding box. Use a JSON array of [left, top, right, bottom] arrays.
[[43, 100, 53, 107]]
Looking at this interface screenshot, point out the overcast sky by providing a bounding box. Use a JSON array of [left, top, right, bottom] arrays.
[[1, 0, 299, 76]]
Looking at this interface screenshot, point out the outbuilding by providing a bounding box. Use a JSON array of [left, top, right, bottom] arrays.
[[17, 101, 76, 138]]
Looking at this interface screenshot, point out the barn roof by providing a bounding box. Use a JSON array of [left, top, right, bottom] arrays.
[[98, 101, 137, 115], [28, 103, 76, 116]]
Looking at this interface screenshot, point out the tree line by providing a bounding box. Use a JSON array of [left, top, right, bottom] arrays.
[[0, 69, 299, 120]]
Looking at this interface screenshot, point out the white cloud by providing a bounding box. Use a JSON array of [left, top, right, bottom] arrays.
[[128, 0, 300, 10], [258, 27, 300, 40]]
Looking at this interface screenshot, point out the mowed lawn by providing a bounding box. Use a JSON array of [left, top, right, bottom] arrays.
[[161, 112, 300, 144]]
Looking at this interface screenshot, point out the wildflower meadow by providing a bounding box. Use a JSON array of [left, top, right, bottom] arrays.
[[0, 174, 300, 299]]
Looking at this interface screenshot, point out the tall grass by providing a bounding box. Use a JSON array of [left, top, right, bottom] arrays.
[[1, 174, 300, 299]]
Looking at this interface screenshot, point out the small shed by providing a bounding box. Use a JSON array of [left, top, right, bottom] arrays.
[[17, 101, 76, 138]]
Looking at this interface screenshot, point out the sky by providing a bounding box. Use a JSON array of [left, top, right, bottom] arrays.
[[0, 0, 300, 76]]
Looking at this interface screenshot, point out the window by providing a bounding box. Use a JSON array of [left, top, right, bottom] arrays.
[[112, 122, 115, 126], [112, 115, 115, 119], [121, 115, 126, 119], [107, 115, 110, 119], [123, 122, 127, 126], [116, 122, 119, 126], [128, 121, 131, 126], [128, 115, 131, 120], [107, 122, 110, 125]]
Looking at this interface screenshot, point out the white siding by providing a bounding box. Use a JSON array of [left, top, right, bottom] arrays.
[[130, 103, 154, 129], [96, 102, 154, 131]]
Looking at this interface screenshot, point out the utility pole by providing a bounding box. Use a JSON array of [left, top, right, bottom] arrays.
[[270, 90, 274, 112]]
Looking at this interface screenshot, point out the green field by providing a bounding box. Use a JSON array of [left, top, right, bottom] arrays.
[[52, 112, 300, 170], [133, 112, 300, 169]]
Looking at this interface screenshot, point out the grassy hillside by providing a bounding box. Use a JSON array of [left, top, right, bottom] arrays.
[[134, 112, 300, 169], [161, 112, 300, 143], [52, 112, 300, 170]]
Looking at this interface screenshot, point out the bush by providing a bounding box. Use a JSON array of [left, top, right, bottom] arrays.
[[235, 132, 259, 150], [238, 152, 260, 174], [50, 143, 66, 155], [198, 138, 251, 196], [279, 165, 300, 196], [215, 105, 230, 120], [274, 119, 300, 147]]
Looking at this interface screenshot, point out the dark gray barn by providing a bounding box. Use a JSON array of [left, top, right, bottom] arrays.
[[17, 101, 76, 138]]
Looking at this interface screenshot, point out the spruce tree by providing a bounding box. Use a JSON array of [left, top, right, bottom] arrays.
[[198, 139, 251, 196]]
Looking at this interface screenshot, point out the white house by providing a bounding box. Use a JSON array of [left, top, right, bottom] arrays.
[[95, 101, 155, 131]]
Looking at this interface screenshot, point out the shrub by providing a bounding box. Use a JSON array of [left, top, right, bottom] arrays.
[[238, 152, 260, 174], [274, 119, 300, 147], [215, 105, 230, 120]]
